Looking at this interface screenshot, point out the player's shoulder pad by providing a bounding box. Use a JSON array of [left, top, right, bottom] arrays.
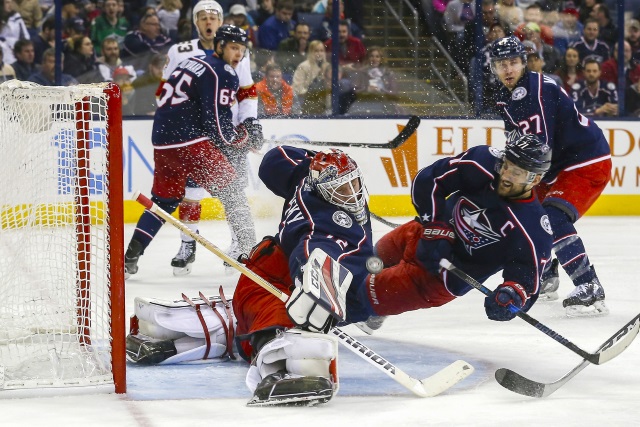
[[606, 82, 616, 91]]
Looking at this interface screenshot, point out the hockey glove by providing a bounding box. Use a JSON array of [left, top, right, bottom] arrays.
[[484, 281, 528, 321], [415, 221, 455, 276], [231, 118, 263, 150], [285, 249, 353, 333]]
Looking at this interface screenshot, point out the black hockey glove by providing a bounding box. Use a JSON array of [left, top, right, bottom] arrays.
[[484, 281, 527, 321], [415, 220, 455, 276], [232, 118, 263, 150]]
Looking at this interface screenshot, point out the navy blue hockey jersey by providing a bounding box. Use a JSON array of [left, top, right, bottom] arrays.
[[570, 37, 610, 63], [570, 80, 618, 116], [412, 145, 553, 307], [259, 146, 375, 323], [496, 71, 611, 182], [152, 55, 239, 147]]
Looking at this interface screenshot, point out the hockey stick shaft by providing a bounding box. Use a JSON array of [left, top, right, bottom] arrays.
[[267, 116, 420, 149], [133, 191, 471, 397], [370, 212, 401, 229], [439, 259, 638, 365]]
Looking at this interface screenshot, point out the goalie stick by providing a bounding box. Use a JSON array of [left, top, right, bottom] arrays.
[[439, 259, 640, 365], [267, 115, 420, 149], [133, 191, 474, 398], [494, 312, 640, 398]]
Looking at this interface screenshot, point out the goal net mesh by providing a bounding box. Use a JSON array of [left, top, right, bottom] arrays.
[[0, 82, 115, 391]]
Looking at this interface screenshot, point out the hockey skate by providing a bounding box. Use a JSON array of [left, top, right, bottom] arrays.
[[171, 240, 196, 276], [563, 267, 609, 317], [354, 315, 388, 335], [125, 239, 143, 279], [125, 334, 177, 365], [538, 258, 560, 301], [247, 371, 334, 407]]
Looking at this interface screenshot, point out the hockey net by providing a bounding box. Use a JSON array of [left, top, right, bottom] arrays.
[[0, 81, 125, 395]]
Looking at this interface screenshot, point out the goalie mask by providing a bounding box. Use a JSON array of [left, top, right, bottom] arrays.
[[309, 149, 368, 225]]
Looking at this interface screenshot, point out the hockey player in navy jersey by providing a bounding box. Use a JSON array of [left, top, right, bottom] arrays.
[[161, 1, 259, 276], [490, 35, 612, 316], [571, 58, 618, 117], [124, 25, 263, 278]]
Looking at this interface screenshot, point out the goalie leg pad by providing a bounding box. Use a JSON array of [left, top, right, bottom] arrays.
[[246, 329, 338, 394]]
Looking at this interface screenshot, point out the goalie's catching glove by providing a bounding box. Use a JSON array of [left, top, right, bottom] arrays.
[[285, 249, 353, 333], [484, 281, 528, 321], [231, 117, 263, 150]]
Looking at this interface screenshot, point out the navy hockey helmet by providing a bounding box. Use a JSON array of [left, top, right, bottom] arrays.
[[490, 36, 527, 72], [504, 134, 552, 175], [214, 25, 248, 50]]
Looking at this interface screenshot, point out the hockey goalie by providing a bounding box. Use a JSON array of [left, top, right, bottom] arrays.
[[126, 248, 348, 407]]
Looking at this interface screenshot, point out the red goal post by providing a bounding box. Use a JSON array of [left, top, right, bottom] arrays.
[[0, 81, 125, 395]]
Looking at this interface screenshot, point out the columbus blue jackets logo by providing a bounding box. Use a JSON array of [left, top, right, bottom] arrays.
[[512, 87, 527, 100], [453, 198, 501, 254], [541, 215, 553, 235], [332, 211, 353, 228]]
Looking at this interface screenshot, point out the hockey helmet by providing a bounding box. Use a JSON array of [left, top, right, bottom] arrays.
[[309, 149, 368, 224], [192, 0, 223, 27], [504, 134, 552, 176], [214, 25, 248, 51], [490, 36, 527, 73]]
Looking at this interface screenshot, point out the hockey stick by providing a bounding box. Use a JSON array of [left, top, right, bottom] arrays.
[[267, 115, 420, 149], [133, 191, 474, 397], [439, 259, 640, 365], [370, 212, 401, 229], [494, 312, 640, 398]]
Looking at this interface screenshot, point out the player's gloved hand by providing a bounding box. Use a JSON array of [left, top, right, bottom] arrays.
[[232, 118, 263, 150], [484, 281, 528, 321], [415, 220, 455, 275]]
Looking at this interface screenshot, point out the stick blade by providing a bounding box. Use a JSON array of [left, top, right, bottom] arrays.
[[415, 360, 474, 397], [595, 314, 640, 364], [495, 368, 548, 398]]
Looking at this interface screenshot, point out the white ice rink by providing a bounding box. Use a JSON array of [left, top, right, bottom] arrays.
[[3, 215, 640, 427]]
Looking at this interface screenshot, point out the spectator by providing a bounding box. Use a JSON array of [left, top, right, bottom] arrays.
[[10, 38, 38, 80], [121, 11, 171, 72], [524, 41, 563, 86], [292, 39, 329, 111], [28, 48, 78, 86], [355, 46, 397, 94], [90, 0, 130, 56], [578, 0, 597, 24], [1, 0, 30, 47], [571, 58, 618, 117], [64, 34, 103, 82], [255, 63, 294, 117], [555, 46, 583, 91], [277, 22, 310, 79], [443, 0, 475, 51], [227, 4, 256, 45], [0, 46, 16, 81], [63, 17, 86, 41], [523, 22, 561, 73], [460, 0, 499, 75], [324, 20, 367, 66], [96, 36, 134, 81], [257, 0, 295, 51], [625, 19, 640, 61], [495, 0, 522, 33], [13, 0, 42, 39], [156, 0, 182, 41], [473, 22, 506, 112], [431, 0, 451, 43], [601, 41, 640, 87], [32, 17, 55, 64], [131, 52, 165, 116], [249, 0, 274, 27], [316, 0, 363, 42], [82, 0, 101, 25], [625, 78, 640, 117], [552, 7, 583, 54], [570, 18, 610, 63], [112, 65, 135, 114], [590, 4, 617, 48], [514, 4, 554, 46]]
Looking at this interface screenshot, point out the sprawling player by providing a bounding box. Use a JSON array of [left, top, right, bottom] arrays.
[[124, 26, 262, 278], [490, 36, 612, 317], [162, 0, 259, 276]]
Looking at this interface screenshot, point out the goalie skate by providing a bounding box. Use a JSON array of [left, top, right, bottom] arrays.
[[247, 371, 334, 407], [126, 333, 178, 365], [171, 240, 196, 276]]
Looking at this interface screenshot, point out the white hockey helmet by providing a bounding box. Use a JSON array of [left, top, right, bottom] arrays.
[[192, 0, 223, 28]]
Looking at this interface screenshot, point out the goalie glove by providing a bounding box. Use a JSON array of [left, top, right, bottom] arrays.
[[285, 248, 353, 333], [231, 117, 263, 150]]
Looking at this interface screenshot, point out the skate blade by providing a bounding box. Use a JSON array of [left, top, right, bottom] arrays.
[[566, 301, 609, 318], [537, 291, 559, 302], [246, 393, 332, 407], [173, 264, 193, 276], [354, 321, 375, 335]]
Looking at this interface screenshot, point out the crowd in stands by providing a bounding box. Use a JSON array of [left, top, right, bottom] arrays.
[[1, 0, 638, 116], [439, 0, 640, 116]]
